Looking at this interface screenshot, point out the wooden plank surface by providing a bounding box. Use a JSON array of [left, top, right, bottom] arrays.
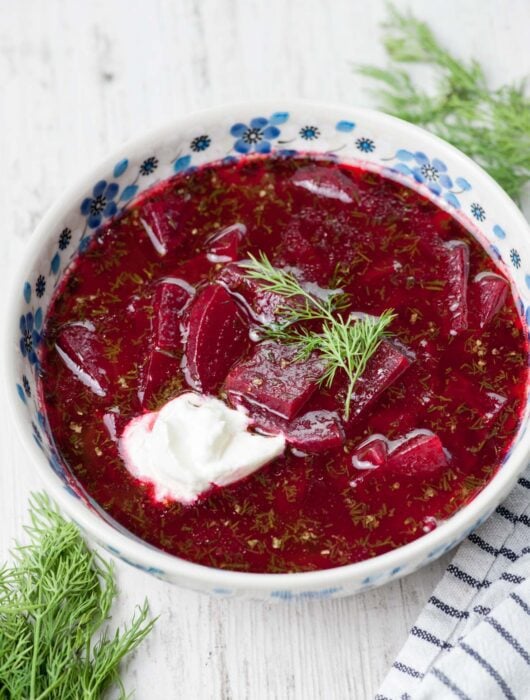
[[1, 1, 529, 697]]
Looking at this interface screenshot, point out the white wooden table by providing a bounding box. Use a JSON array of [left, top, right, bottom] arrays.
[[2, 1, 529, 697]]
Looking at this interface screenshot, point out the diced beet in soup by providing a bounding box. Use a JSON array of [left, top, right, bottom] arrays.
[[241, 404, 345, 454], [185, 284, 251, 394], [468, 272, 510, 329], [141, 351, 182, 410], [385, 432, 449, 478], [140, 192, 187, 255], [152, 278, 194, 352], [225, 342, 326, 419], [55, 323, 113, 398], [39, 155, 528, 573], [217, 262, 302, 324], [206, 223, 246, 262]]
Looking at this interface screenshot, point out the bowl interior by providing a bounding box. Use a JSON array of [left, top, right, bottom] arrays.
[[8, 102, 530, 596]]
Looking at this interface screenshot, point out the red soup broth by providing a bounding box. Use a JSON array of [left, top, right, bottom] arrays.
[[39, 156, 528, 573]]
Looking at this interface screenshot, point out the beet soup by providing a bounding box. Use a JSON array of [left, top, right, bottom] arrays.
[[39, 156, 528, 573]]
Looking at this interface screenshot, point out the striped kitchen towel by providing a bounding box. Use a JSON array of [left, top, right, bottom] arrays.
[[377, 471, 530, 700]]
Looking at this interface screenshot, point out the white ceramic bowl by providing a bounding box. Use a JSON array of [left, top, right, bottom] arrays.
[[6, 101, 530, 601]]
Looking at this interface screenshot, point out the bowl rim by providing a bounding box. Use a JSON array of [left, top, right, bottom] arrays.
[[6, 99, 530, 592]]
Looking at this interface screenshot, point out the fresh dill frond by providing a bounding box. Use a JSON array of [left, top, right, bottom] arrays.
[[242, 252, 349, 323], [357, 4, 530, 201], [242, 254, 395, 419], [317, 310, 396, 415], [0, 492, 156, 699]]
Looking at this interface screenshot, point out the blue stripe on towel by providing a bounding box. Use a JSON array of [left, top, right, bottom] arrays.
[[460, 642, 516, 700]]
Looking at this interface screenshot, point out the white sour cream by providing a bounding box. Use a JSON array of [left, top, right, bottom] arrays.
[[120, 392, 285, 504]]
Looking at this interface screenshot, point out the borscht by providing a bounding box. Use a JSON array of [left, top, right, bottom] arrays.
[[39, 156, 528, 573]]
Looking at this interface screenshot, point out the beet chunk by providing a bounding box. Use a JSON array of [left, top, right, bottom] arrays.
[[439, 241, 470, 335], [386, 432, 449, 477], [352, 436, 388, 470], [225, 342, 326, 420], [368, 404, 419, 436], [286, 411, 345, 452], [153, 278, 193, 352], [249, 407, 344, 453], [291, 165, 360, 204], [231, 400, 345, 454], [55, 323, 111, 397], [217, 262, 301, 324], [130, 278, 192, 408], [274, 217, 335, 285], [185, 284, 251, 393], [295, 339, 413, 425], [350, 431, 449, 483], [140, 192, 185, 255], [207, 223, 245, 262], [468, 272, 509, 329], [167, 254, 213, 286], [347, 340, 413, 421], [141, 352, 181, 409]]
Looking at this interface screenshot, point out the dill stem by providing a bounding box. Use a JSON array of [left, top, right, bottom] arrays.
[[0, 603, 41, 614], [30, 590, 43, 699], [344, 379, 355, 421], [306, 292, 336, 323], [343, 343, 366, 421], [35, 673, 69, 700]]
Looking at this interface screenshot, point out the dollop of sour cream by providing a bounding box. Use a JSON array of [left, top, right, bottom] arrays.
[[120, 392, 285, 504]]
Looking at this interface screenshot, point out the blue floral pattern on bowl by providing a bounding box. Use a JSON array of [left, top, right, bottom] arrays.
[[230, 117, 281, 154], [190, 135, 211, 152], [471, 202, 486, 221], [12, 104, 530, 600], [81, 180, 120, 229], [356, 137, 375, 153], [19, 311, 42, 365], [299, 125, 320, 141], [229, 112, 288, 154], [139, 156, 159, 175], [58, 227, 72, 250], [511, 249, 522, 268], [385, 149, 472, 209]]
